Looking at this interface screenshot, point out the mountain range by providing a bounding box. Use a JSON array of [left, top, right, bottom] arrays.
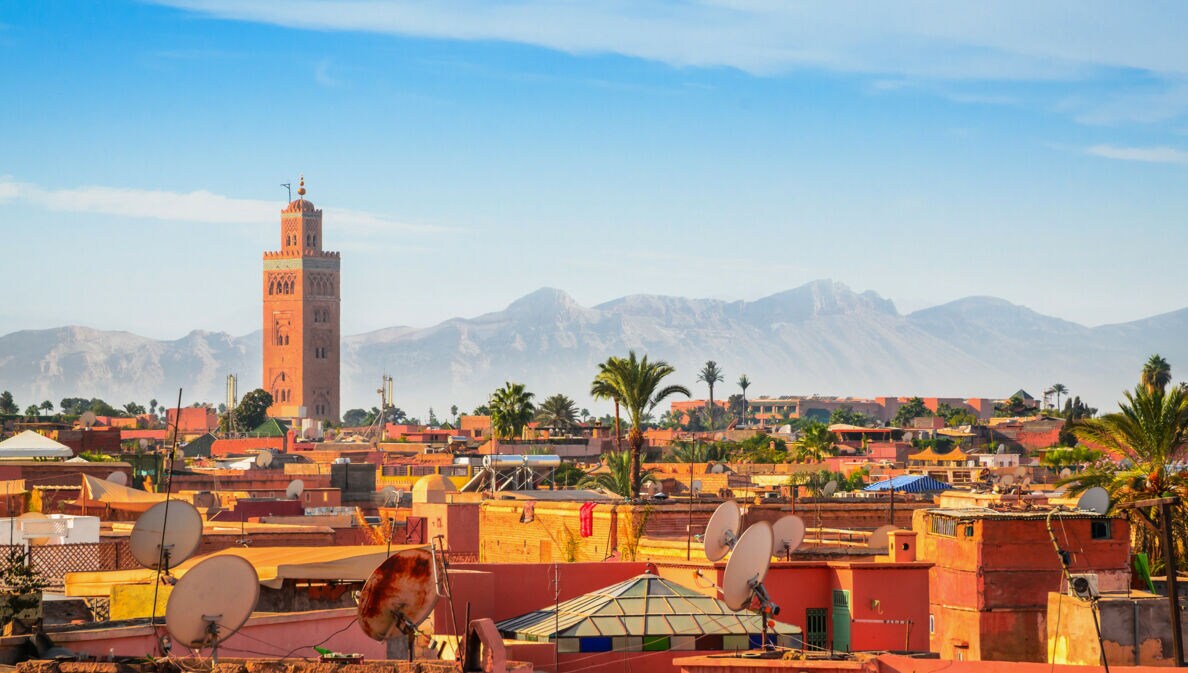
[[1, 280, 1183, 416]]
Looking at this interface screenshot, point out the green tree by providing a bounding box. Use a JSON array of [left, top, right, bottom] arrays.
[[1142, 354, 1172, 394], [795, 422, 838, 462], [220, 388, 272, 433], [535, 394, 579, 434], [669, 440, 735, 463], [0, 392, 17, 415], [342, 408, 370, 426], [450, 404, 459, 425], [149, 398, 159, 416], [591, 356, 625, 451], [489, 382, 536, 440], [994, 394, 1040, 418], [830, 406, 878, 427], [59, 398, 89, 415], [935, 403, 977, 427], [580, 451, 656, 498], [23, 405, 39, 417], [39, 400, 53, 415], [591, 351, 690, 498], [124, 402, 146, 416], [892, 397, 932, 427], [1063, 371, 1188, 571], [737, 374, 751, 425], [697, 361, 725, 430], [472, 404, 491, 416], [544, 462, 588, 488], [1041, 446, 1104, 471]]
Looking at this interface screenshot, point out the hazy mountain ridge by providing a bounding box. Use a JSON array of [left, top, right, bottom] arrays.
[[1, 280, 1185, 414]]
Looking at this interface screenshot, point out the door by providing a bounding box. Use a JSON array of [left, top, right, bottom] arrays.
[[805, 608, 828, 653], [832, 589, 851, 652], [405, 516, 426, 544]]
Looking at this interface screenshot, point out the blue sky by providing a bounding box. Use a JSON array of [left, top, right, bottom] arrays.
[[2, 1, 1187, 339]]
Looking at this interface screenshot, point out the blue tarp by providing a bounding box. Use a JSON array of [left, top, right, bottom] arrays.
[[864, 474, 952, 493]]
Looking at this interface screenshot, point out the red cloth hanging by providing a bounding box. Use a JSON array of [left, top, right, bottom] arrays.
[[579, 502, 596, 537]]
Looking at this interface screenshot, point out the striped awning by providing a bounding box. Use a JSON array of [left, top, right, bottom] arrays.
[[864, 475, 951, 493]]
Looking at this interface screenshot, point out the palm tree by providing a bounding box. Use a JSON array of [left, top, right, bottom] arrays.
[[737, 374, 751, 426], [1063, 376, 1188, 572], [535, 394, 579, 434], [1142, 354, 1172, 394], [581, 452, 656, 498], [489, 382, 536, 440], [697, 361, 725, 430], [1050, 383, 1068, 413], [670, 440, 734, 464], [39, 400, 53, 415], [591, 356, 625, 452], [795, 422, 839, 463], [591, 351, 691, 498]]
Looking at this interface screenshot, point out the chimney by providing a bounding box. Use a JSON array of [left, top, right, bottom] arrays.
[[889, 530, 917, 562]]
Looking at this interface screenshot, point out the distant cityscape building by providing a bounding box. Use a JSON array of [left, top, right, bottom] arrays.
[[262, 176, 341, 422]]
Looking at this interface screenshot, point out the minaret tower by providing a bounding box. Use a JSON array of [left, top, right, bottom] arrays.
[[262, 175, 340, 422]]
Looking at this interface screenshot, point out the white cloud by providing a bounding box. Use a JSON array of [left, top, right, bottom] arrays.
[[314, 59, 341, 87], [152, 1, 1188, 82], [1085, 144, 1188, 164], [0, 176, 450, 233]]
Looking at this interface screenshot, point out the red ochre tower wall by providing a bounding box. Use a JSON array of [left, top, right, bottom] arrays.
[[262, 177, 341, 422]]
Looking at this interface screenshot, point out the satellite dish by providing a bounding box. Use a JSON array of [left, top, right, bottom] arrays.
[[868, 525, 896, 549], [1021, 475, 1033, 489], [255, 451, 274, 469], [770, 515, 806, 557], [691, 480, 703, 493], [285, 479, 305, 500], [79, 411, 98, 428], [358, 548, 440, 641], [106, 471, 128, 486], [1077, 487, 1110, 515], [1000, 474, 1015, 487], [704, 500, 741, 562], [1059, 468, 1073, 479], [710, 463, 726, 474], [165, 555, 258, 659], [823, 480, 838, 497], [1014, 467, 1028, 478], [138, 439, 149, 450], [129, 500, 203, 571], [722, 521, 773, 611], [379, 485, 398, 506]]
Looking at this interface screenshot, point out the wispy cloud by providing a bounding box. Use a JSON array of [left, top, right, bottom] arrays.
[[151, 1, 1188, 83], [0, 176, 452, 233], [314, 59, 341, 87], [1085, 144, 1188, 164]]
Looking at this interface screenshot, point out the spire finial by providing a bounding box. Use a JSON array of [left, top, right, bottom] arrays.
[[297, 174, 306, 198]]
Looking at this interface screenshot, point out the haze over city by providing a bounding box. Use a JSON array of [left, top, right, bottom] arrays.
[[3, 2, 1188, 341]]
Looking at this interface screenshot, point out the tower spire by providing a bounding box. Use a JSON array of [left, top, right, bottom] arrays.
[[297, 174, 306, 198]]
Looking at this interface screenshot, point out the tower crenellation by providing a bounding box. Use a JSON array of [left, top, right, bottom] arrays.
[[262, 175, 341, 423]]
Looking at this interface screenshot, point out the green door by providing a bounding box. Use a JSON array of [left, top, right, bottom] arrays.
[[832, 589, 851, 652], [805, 608, 828, 652]]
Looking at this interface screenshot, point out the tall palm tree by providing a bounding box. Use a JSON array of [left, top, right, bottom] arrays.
[[581, 451, 656, 498], [591, 356, 625, 452], [489, 382, 536, 440], [1064, 376, 1188, 571], [737, 374, 751, 426], [535, 394, 579, 434], [1050, 383, 1068, 413], [592, 351, 690, 498], [698, 361, 725, 430], [1142, 354, 1172, 394]]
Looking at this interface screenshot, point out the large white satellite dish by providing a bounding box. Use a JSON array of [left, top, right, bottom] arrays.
[[129, 500, 203, 571], [770, 515, 805, 559], [868, 525, 896, 549], [106, 471, 128, 486], [165, 555, 258, 662], [1077, 487, 1110, 515], [255, 451, 274, 469], [703, 500, 741, 562], [822, 480, 838, 497], [722, 521, 773, 611], [285, 479, 305, 500]]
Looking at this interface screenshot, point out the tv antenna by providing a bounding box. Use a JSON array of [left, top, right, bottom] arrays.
[[357, 547, 444, 659], [280, 182, 291, 201], [1046, 486, 1112, 671], [770, 515, 805, 561], [129, 500, 203, 575], [722, 520, 780, 650], [165, 555, 259, 664], [703, 500, 741, 562]]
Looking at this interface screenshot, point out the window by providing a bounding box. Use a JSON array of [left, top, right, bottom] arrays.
[[1091, 519, 1111, 540], [964, 524, 975, 537], [929, 516, 957, 537], [929, 614, 935, 634]]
